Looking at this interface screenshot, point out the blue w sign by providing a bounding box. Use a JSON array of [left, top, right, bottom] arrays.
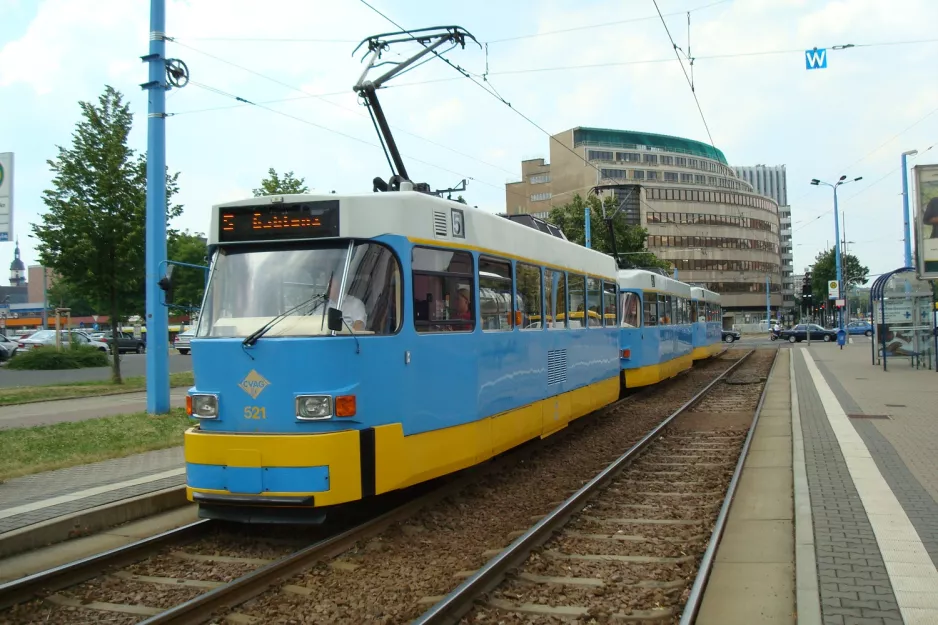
[[805, 48, 827, 70]]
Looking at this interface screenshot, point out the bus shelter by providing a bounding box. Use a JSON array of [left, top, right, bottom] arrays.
[[869, 267, 937, 372]]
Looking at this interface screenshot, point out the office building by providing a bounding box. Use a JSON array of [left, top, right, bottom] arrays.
[[505, 127, 783, 323]]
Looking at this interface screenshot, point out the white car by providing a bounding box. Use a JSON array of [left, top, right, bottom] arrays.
[[174, 330, 193, 355], [18, 329, 109, 352]]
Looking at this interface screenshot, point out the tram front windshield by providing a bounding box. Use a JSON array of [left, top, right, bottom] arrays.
[[196, 241, 402, 338]]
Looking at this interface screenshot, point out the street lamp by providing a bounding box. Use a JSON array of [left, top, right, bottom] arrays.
[[901, 149, 918, 268], [810, 175, 863, 331]]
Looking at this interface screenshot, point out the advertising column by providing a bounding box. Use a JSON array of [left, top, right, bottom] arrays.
[[914, 164, 938, 279], [0, 152, 12, 243]]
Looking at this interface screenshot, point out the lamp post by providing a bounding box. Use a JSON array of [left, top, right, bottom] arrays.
[[810, 175, 862, 331], [901, 149, 917, 268]]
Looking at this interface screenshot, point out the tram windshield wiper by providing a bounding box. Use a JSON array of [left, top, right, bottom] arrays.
[[242, 292, 327, 347]]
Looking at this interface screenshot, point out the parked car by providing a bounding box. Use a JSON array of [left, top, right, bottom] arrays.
[[93, 331, 147, 354], [779, 324, 838, 343], [722, 329, 741, 343], [0, 334, 18, 361], [846, 321, 873, 337], [174, 330, 193, 355], [18, 330, 109, 352]]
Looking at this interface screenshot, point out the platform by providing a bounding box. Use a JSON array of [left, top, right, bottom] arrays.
[[0, 447, 184, 536], [698, 342, 938, 625]]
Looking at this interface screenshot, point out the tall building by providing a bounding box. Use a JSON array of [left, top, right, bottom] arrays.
[[8, 238, 25, 287], [732, 165, 793, 315], [505, 127, 783, 323]]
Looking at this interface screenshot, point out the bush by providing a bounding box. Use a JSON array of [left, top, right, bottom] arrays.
[[8, 345, 110, 370]]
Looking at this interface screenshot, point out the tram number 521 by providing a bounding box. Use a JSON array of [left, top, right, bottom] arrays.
[[244, 406, 267, 420]]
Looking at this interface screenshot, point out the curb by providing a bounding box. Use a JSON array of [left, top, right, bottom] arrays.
[[0, 485, 188, 560]]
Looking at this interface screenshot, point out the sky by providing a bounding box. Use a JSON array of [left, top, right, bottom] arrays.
[[1, 0, 937, 289]]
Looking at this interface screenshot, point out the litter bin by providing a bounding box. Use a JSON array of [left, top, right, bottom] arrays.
[[837, 328, 847, 350]]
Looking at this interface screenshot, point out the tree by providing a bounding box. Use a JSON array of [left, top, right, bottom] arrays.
[[47, 280, 96, 317], [809, 248, 869, 305], [547, 194, 669, 270], [32, 86, 181, 384], [166, 231, 208, 312], [252, 168, 308, 196]]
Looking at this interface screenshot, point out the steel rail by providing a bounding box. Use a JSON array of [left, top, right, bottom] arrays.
[[413, 349, 756, 625], [0, 519, 212, 610], [678, 347, 779, 625]]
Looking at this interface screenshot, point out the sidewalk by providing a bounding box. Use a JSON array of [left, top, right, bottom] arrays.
[[0, 387, 189, 429], [793, 342, 938, 625], [0, 447, 184, 536]]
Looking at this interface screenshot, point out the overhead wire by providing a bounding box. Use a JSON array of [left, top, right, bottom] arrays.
[[168, 37, 520, 179]]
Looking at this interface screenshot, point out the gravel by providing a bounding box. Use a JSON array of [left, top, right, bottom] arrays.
[[228, 353, 746, 624]]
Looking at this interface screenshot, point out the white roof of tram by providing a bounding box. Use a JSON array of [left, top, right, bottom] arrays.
[[616, 269, 692, 297], [209, 191, 619, 281], [691, 286, 721, 304]]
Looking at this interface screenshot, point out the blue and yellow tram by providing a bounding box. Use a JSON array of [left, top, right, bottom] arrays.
[[616, 270, 694, 388], [183, 192, 623, 521], [690, 286, 723, 360]]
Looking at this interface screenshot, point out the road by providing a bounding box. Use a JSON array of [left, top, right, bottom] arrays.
[[0, 388, 190, 429], [735, 334, 873, 347], [0, 352, 192, 388]]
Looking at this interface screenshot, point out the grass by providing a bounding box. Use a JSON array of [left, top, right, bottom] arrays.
[[0, 371, 195, 406], [0, 408, 196, 481]]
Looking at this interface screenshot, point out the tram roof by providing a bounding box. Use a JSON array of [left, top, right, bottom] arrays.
[[210, 192, 619, 280], [690, 286, 721, 304], [616, 269, 692, 296]]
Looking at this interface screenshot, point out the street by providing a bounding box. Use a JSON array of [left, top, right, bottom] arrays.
[[0, 352, 193, 388], [734, 334, 873, 347]]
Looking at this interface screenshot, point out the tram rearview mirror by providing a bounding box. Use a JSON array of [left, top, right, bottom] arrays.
[[158, 266, 175, 305], [327, 308, 343, 332]]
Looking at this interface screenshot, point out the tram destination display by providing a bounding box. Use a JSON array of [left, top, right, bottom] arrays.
[[219, 200, 339, 242]]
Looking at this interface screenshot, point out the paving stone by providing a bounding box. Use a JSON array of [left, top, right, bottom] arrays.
[[793, 351, 903, 624]]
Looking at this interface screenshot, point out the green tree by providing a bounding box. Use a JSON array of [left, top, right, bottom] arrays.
[[46, 280, 95, 317], [31, 86, 181, 384], [167, 230, 208, 311], [252, 168, 308, 196], [547, 194, 669, 270], [809, 248, 869, 305]]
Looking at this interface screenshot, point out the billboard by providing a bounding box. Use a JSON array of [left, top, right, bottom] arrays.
[[914, 164, 938, 280], [0, 152, 11, 242]]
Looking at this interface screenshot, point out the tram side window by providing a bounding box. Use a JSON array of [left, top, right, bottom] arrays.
[[568, 274, 586, 328], [516, 263, 542, 329], [621, 292, 641, 328], [603, 281, 618, 327], [690, 300, 699, 322], [544, 269, 567, 330], [412, 247, 474, 333], [679, 298, 687, 324], [478, 256, 513, 332], [658, 294, 671, 324], [643, 295, 658, 327], [586, 278, 602, 327]]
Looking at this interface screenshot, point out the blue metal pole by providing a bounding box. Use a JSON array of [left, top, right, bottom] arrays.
[[144, 0, 170, 414], [584, 202, 591, 249], [833, 185, 843, 331], [901, 151, 913, 268]]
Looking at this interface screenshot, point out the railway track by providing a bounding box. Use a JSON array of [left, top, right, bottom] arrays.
[[415, 348, 777, 624], [0, 349, 758, 625]]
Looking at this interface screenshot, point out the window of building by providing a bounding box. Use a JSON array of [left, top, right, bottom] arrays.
[[643, 154, 657, 164], [529, 174, 551, 184], [660, 155, 673, 165], [695, 175, 705, 184], [412, 247, 474, 333], [689, 159, 699, 169], [675, 157, 687, 167], [617, 152, 640, 162], [544, 269, 566, 329], [601, 168, 627, 180], [621, 291, 640, 327], [664, 171, 678, 182], [531, 192, 552, 202], [516, 263, 541, 329], [588, 150, 614, 161], [603, 281, 617, 327], [646, 170, 658, 180], [633, 170, 645, 180], [478, 256, 513, 332]]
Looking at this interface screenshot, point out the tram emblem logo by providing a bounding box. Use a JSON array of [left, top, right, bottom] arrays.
[[239, 369, 270, 399]]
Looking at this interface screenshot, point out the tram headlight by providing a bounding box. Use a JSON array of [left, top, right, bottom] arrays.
[[190, 394, 218, 419], [296, 395, 332, 420]]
